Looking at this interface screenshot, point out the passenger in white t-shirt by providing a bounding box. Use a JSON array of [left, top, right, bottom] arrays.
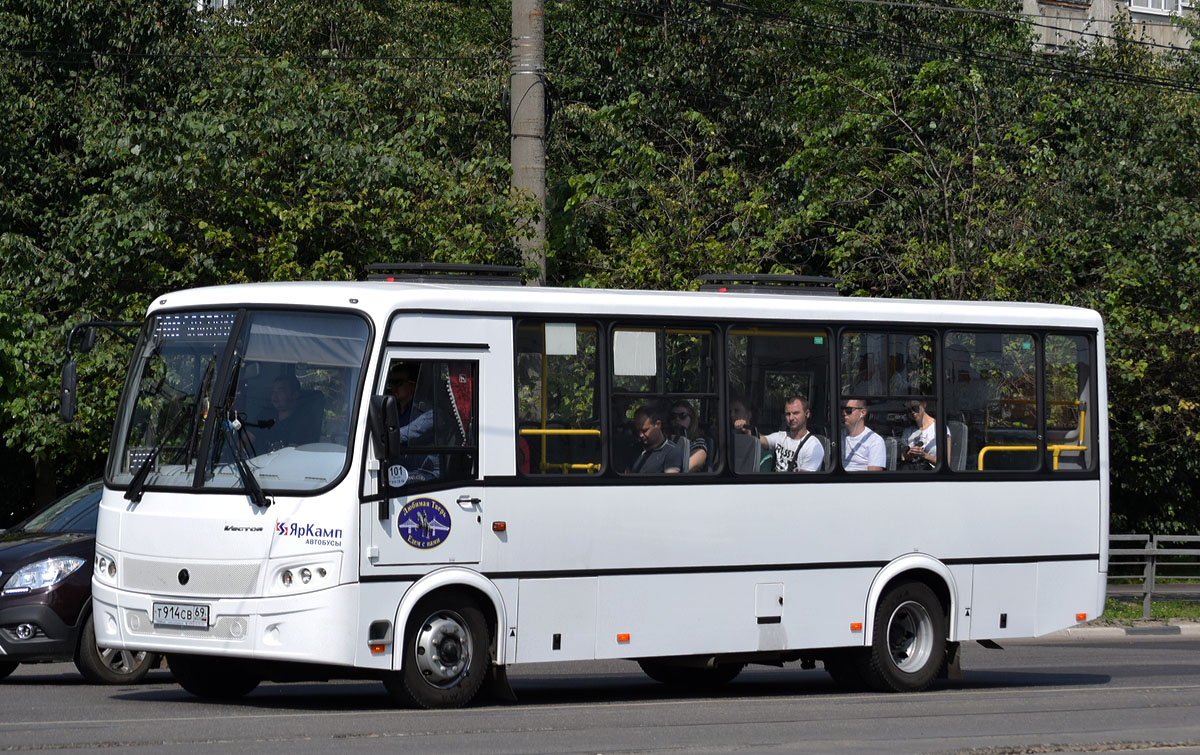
[[734, 395, 824, 472], [841, 399, 885, 471], [899, 400, 939, 469]]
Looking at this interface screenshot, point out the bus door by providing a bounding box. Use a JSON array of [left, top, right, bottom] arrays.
[[365, 347, 486, 568]]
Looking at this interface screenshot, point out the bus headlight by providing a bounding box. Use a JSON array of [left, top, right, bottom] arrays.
[[273, 560, 336, 594], [93, 551, 118, 585]]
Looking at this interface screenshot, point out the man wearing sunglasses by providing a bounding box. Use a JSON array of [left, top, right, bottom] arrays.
[[841, 399, 885, 471]]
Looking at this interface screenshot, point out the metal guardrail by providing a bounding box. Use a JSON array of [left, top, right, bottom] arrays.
[[1108, 534, 1200, 618]]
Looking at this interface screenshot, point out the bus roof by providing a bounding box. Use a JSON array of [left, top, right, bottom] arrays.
[[147, 280, 1103, 330]]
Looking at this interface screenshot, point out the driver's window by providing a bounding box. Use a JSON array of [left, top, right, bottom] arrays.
[[379, 359, 479, 488]]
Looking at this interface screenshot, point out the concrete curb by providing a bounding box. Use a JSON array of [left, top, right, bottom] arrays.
[[1043, 620, 1200, 640]]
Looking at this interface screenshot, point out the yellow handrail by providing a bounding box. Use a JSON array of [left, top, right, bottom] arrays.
[[519, 428, 602, 437], [520, 428, 602, 474], [977, 444, 1088, 471], [540, 462, 603, 473]]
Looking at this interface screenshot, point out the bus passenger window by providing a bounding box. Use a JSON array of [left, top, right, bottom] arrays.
[[516, 321, 602, 476], [945, 332, 1038, 472], [1046, 334, 1094, 472], [839, 331, 936, 471], [612, 325, 717, 474], [727, 327, 832, 474]]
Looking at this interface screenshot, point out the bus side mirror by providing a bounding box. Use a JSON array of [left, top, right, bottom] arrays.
[[79, 327, 97, 354], [368, 394, 401, 461], [60, 359, 78, 423]]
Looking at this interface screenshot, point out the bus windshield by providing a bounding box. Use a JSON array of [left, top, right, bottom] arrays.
[[108, 310, 370, 494]]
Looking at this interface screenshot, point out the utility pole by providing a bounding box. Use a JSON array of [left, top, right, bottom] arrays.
[[511, 0, 547, 285]]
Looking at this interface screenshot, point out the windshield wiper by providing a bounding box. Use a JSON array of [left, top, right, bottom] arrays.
[[215, 355, 271, 508], [125, 355, 217, 503], [174, 354, 216, 469]]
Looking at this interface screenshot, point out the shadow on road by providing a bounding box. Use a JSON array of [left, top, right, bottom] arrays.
[[92, 664, 1111, 712]]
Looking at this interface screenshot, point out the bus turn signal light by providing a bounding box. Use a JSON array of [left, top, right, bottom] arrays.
[[850, 622, 863, 632], [493, 521, 507, 532], [370, 643, 387, 655], [1076, 613, 1087, 622], [617, 633, 630, 643]]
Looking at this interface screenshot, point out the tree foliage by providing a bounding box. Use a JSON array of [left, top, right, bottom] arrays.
[[2, 0, 1199, 531]]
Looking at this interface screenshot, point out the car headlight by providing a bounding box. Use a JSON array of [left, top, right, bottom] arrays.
[[2, 556, 86, 594]]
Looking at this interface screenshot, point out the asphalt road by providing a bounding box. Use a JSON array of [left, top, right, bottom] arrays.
[[3, 632, 1200, 754]]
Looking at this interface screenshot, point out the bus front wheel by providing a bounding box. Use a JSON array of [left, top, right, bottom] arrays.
[[387, 591, 489, 709], [861, 581, 946, 692]]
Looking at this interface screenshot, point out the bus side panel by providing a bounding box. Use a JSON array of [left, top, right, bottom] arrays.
[[1035, 560, 1106, 636], [514, 578, 598, 663], [969, 563, 1038, 639], [592, 569, 877, 660]]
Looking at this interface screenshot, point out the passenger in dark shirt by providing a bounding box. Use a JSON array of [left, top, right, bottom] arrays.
[[629, 404, 682, 474]]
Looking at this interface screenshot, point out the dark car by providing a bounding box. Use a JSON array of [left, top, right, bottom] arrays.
[[0, 480, 158, 683]]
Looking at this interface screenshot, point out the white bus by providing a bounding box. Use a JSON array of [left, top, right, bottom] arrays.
[[87, 269, 1107, 707]]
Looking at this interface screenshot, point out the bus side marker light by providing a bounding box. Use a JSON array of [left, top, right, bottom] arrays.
[[493, 521, 507, 532], [617, 633, 630, 643], [1076, 613, 1087, 622], [850, 622, 863, 632], [370, 643, 387, 655]]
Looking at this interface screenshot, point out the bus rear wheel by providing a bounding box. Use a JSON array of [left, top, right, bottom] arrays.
[[387, 591, 489, 709], [168, 654, 260, 700], [860, 581, 946, 692]]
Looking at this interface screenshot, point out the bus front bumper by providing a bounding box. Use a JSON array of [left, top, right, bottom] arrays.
[[91, 581, 361, 667]]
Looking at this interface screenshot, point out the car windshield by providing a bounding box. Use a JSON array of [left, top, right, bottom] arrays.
[[108, 309, 371, 494], [15, 481, 103, 534]]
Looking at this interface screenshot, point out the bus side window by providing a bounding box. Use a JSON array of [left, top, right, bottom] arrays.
[[516, 321, 602, 476], [839, 331, 936, 472], [727, 326, 832, 474], [612, 326, 717, 475], [381, 359, 478, 486], [1046, 334, 1094, 472], [944, 332, 1038, 472]]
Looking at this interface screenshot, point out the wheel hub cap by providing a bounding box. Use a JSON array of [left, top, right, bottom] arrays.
[[414, 611, 471, 688], [888, 600, 934, 673]]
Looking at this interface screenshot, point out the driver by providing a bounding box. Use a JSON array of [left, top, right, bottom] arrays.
[[261, 375, 318, 450]]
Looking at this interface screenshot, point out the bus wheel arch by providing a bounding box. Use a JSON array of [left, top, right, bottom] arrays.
[[859, 559, 956, 692], [864, 559, 956, 642], [387, 587, 491, 708], [386, 570, 505, 708]]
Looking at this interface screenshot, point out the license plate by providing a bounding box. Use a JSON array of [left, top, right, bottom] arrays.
[[152, 602, 210, 628]]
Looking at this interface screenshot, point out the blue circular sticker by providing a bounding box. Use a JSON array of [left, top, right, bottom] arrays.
[[397, 497, 451, 549]]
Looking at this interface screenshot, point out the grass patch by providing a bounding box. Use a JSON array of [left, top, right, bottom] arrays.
[[1102, 597, 1200, 622]]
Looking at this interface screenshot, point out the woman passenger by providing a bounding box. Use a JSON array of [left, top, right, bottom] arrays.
[[900, 400, 940, 468], [669, 400, 709, 472]]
